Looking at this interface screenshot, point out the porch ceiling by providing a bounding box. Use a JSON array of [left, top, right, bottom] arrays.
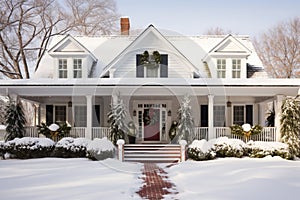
[[0, 78, 299, 97]]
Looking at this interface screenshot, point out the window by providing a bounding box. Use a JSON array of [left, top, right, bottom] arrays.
[[233, 105, 253, 125], [55, 106, 67, 122], [136, 54, 168, 78], [58, 59, 67, 78], [232, 59, 241, 78], [214, 106, 226, 127], [74, 106, 87, 127], [73, 59, 82, 78], [217, 59, 226, 78]]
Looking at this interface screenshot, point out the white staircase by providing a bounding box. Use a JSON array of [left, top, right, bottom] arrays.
[[123, 144, 182, 163]]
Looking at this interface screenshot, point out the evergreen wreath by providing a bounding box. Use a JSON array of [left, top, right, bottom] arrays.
[[230, 124, 262, 141], [140, 50, 161, 66]]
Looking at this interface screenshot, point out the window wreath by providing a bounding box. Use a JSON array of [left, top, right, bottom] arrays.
[[140, 50, 161, 67]]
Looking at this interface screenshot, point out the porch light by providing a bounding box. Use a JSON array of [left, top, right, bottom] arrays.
[[226, 100, 232, 107], [133, 110, 137, 116], [68, 101, 72, 107], [168, 110, 172, 116]]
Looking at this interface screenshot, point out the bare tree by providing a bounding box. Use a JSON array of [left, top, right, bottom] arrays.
[[204, 27, 232, 35], [0, 0, 118, 79], [254, 17, 300, 78]]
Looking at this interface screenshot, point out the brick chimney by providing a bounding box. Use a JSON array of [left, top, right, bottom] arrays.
[[120, 17, 130, 35]]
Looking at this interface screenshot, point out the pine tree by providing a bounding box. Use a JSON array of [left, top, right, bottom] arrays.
[[177, 95, 194, 144], [5, 99, 26, 142], [280, 97, 300, 157], [107, 95, 129, 145]]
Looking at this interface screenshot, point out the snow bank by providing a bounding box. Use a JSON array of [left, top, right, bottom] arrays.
[[7, 137, 55, 149], [56, 137, 91, 150]]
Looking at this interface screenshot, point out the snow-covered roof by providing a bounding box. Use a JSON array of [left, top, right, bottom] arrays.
[[35, 26, 264, 79]]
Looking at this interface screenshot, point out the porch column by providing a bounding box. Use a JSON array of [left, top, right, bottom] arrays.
[[86, 95, 93, 139], [274, 95, 284, 142], [208, 94, 214, 140], [258, 103, 266, 126]]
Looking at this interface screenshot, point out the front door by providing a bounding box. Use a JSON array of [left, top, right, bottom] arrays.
[[143, 108, 160, 141], [136, 103, 167, 142]]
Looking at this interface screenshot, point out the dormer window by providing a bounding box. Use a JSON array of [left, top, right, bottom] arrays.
[[136, 51, 168, 78], [73, 59, 82, 78], [58, 59, 68, 78], [217, 59, 226, 78], [232, 59, 241, 78]]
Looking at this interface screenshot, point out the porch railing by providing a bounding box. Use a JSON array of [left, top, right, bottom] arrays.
[[24, 126, 39, 138], [92, 127, 110, 139], [194, 127, 208, 140], [69, 127, 86, 138], [0, 129, 5, 141]]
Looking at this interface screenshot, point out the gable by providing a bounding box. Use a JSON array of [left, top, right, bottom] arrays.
[[54, 39, 85, 52], [215, 39, 248, 53], [101, 25, 201, 78]]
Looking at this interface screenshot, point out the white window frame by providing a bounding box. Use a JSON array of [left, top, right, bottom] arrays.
[[58, 59, 68, 78], [54, 105, 67, 123], [73, 105, 87, 127], [73, 59, 82, 78], [232, 104, 254, 125], [217, 59, 226, 78], [232, 59, 241, 78]]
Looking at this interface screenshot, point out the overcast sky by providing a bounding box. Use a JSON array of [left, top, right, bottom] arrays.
[[115, 0, 300, 37]]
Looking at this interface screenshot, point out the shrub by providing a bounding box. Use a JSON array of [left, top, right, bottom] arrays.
[[37, 122, 71, 141], [5, 137, 55, 159], [87, 137, 115, 160], [187, 140, 215, 161], [212, 137, 246, 158], [0, 141, 5, 159], [53, 137, 91, 158], [246, 141, 293, 160]]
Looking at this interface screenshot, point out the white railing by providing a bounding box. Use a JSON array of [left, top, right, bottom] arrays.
[[69, 127, 86, 138], [194, 127, 208, 140], [24, 126, 39, 137], [92, 127, 110, 139], [250, 127, 276, 142]]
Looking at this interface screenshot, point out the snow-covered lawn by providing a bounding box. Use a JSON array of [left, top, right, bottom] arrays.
[[164, 157, 300, 200], [0, 158, 143, 200], [0, 157, 300, 200]]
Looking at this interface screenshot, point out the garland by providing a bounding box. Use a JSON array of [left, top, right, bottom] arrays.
[[230, 124, 262, 140], [140, 50, 161, 66]]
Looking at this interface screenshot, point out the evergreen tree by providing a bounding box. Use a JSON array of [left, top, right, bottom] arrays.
[[5, 99, 26, 142], [107, 95, 129, 145], [177, 95, 194, 144], [280, 97, 300, 157]]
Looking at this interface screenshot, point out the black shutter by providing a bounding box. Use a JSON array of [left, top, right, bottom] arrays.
[[160, 54, 168, 77], [136, 54, 144, 77], [201, 105, 208, 127], [46, 105, 53, 126], [246, 105, 253, 125], [92, 105, 101, 127]]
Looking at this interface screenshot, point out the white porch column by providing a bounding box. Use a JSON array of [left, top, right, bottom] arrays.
[[274, 95, 284, 142], [258, 103, 266, 126], [208, 94, 214, 140], [86, 95, 93, 139]]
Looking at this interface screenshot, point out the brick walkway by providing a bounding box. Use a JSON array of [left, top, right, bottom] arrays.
[[137, 163, 177, 200]]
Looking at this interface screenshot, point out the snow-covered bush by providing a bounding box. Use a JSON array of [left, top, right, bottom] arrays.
[[53, 137, 91, 158], [212, 137, 246, 158], [187, 139, 215, 161], [5, 137, 55, 159], [0, 141, 5, 159], [246, 141, 293, 159], [87, 137, 115, 160]]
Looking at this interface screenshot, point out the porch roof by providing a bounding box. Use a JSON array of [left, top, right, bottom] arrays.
[[0, 78, 299, 97]]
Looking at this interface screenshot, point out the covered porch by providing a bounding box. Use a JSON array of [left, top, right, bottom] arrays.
[[0, 78, 299, 143]]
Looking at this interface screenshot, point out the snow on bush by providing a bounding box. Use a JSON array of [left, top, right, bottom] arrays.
[[5, 137, 55, 159], [87, 137, 116, 160], [213, 137, 246, 158], [188, 137, 294, 161], [246, 140, 293, 159], [53, 137, 91, 158], [187, 139, 216, 161], [0, 141, 5, 158]]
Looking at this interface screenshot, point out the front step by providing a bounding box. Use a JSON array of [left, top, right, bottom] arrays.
[[124, 144, 181, 163]]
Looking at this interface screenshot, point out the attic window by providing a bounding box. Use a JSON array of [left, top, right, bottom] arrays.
[[136, 51, 168, 78], [58, 59, 68, 78]]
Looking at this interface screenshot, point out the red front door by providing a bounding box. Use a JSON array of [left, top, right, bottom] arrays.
[[143, 108, 160, 141]]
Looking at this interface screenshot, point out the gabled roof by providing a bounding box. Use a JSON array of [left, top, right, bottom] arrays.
[[48, 34, 97, 61], [202, 34, 252, 61], [100, 25, 201, 77]]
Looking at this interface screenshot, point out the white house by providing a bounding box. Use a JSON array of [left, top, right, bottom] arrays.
[[1, 17, 299, 144]]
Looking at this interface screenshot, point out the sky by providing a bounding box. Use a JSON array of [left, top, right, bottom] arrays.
[[115, 0, 300, 37]]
